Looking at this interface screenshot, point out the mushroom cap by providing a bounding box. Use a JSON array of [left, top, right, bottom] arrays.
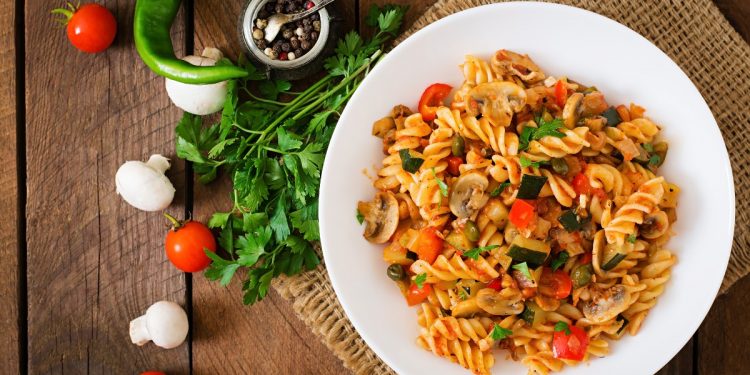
[[562, 92, 584, 129], [146, 301, 189, 349], [358, 192, 399, 244], [165, 54, 227, 115], [581, 285, 628, 323], [464, 81, 527, 127], [476, 287, 524, 315], [115, 155, 175, 212], [450, 173, 490, 218]]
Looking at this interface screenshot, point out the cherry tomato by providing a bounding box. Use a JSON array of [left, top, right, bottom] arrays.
[[418, 83, 453, 121], [554, 80, 567, 108], [165, 215, 217, 273], [538, 268, 573, 299], [406, 282, 432, 306], [53, 3, 117, 53], [414, 227, 443, 264], [571, 173, 591, 197], [553, 325, 589, 361], [446, 156, 463, 176], [486, 278, 502, 291], [509, 199, 536, 229]]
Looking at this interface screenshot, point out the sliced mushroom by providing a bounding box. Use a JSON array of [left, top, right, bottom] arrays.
[[464, 82, 527, 127], [562, 92, 584, 129], [358, 192, 400, 244], [451, 298, 484, 318], [581, 285, 629, 323], [490, 49, 546, 83], [640, 210, 669, 239], [371, 116, 395, 138], [449, 173, 490, 218], [534, 295, 562, 312], [476, 287, 525, 315]]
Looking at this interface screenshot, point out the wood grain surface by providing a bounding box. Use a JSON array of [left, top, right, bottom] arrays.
[[3, 0, 748, 374], [0, 0, 19, 372]]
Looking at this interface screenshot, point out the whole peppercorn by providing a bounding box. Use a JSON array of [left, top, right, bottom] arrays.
[[252, 28, 264, 40], [311, 13, 320, 21], [274, 3, 283, 13], [282, 28, 294, 39], [290, 37, 300, 49], [300, 40, 311, 50], [310, 31, 318, 41], [255, 18, 268, 29], [281, 42, 291, 52], [298, 32, 308, 41], [256, 39, 267, 49], [294, 48, 302, 56], [295, 27, 304, 36], [312, 20, 321, 32], [279, 51, 288, 61], [268, 49, 278, 59], [302, 18, 311, 26], [288, 52, 297, 60], [272, 42, 282, 54]]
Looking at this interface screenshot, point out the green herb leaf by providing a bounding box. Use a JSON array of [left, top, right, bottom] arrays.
[[432, 168, 449, 197], [519, 155, 544, 168], [463, 245, 500, 260], [554, 321, 572, 335], [491, 181, 511, 197], [399, 149, 424, 173], [356, 210, 365, 225], [551, 251, 570, 271], [649, 154, 661, 166], [458, 287, 469, 301], [208, 212, 231, 229], [627, 234, 637, 244], [512, 262, 533, 280], [518, 118, 565, 151], [642, 143, 654, 153], [414, 273, 427, 289], [490, 323, 513, 341]]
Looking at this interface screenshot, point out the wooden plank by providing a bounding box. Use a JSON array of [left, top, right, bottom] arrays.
[[358, 0, 436, 36], [24, 0, 189, 373], [190, 1, 355, 374], [0, 0, 19, 371], [656, 338, 694, 375], [714, 0, 750, 42], [697, 276, 750, 374]]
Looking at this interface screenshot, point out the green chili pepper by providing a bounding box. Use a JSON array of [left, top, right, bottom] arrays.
[[134, 0, 248, 84]]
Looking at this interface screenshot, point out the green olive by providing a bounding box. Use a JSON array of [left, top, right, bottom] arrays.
[[452, 136, 465, 157], [571, 264, 593, 289], [551, 158, 569, 175], [463, 221, 480, 242], [387, 264, 405, 281]]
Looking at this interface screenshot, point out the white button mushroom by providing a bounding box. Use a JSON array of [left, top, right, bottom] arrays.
[[115, 154, 176, 212], [164, 47, 228, 115], [130, 301, 188, 349]]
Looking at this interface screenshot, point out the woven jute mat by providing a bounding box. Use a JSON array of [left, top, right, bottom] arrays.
[[272, 0, 750, 373]]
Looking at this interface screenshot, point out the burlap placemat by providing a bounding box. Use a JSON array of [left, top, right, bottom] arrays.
[[272, 1, 750, 373]]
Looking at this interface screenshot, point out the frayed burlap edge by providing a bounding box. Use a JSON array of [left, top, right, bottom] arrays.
[[273, 1, 750, 374]]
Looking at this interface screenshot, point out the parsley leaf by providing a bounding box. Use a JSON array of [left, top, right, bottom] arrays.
[[643, 143, 654, 153], [627, 234, 637, 244], [458, 287, 469, 301], [356, 210, 365, 225], [551, 251, 570, 271], [490, 323, 513, 341], [519, 155, 546, 168], [414, 273, 427, 289], [518, 117, 566, 151], [512, 262, 533, 279], [463, 245, 500, 260], [491, 181, 511, 197], [399, 149, 424, 173], [432, 168, 449, 197], [649, 154, 661, 166], [554, 321, 572, 335]]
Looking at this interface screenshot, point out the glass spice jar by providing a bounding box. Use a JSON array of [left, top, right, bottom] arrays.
[[239, 0, 342, 81]]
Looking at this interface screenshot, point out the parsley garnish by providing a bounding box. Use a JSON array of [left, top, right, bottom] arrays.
[[519, 117, 566, 151], [490, 181, 511, 197], [463, 245, 500, 260], [458, 287, 470, 300], [179, 6, 408, 305], [512, 262, 532, 279], [554, 321, 572, 335], [648, 154, 661, 166], [642, 143, 654, 153], [627, 234, 637, 244], [490, 323, 513, 341], [519, 155, 546, 168], [432, 168, 448, 197], [414, 273, 427, 289], [399, 149, 424, 173], [356, 210, 365, 225], [551, 251, 569, 271]]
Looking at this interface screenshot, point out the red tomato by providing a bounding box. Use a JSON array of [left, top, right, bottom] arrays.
[[165, 216, 217, 273], [553, 325, 589, 361], [538, 269, 573, 299], [554, 80, 567, 107], [446, 156, 463, 176], [579, 252, 592, 265], [54, 3, 117, 53], [141, 372, 166, 375], [571, 173, 590, 197], [406, 282, 432, 306], [509, 199, 536, 229], [486, 278, 502, 291], [415, 227, 443, 264], [418, 83, 453, 121]]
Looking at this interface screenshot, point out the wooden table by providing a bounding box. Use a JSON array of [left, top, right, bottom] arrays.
[[2, 0, 748, 373]]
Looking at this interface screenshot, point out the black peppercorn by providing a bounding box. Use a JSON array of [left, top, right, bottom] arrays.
[[282, 28, 294, 39], [298, 33, 308, 41], [311, 13, 319, 21], [294, 48, 302, 56], [302, 18, 311, 26], [310, 31, 318, 41], [300, 40, 311, 50], [256, 39, 267, 49], [290, 37, 300, 49], [272, 43, 282, 54], [281, 42, 290, 52]]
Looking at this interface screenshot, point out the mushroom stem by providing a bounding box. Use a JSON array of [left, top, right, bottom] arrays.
[[129, 315, 151, 346], [145, 154, 171, 174]]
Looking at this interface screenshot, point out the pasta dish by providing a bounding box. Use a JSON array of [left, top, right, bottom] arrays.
[[357, 49, 679, 374]]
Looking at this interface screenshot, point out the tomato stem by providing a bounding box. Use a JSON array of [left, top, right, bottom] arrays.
[[163, 213, 183, 230], [50, 2, 78, 24]]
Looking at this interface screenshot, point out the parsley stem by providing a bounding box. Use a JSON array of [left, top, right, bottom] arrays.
[[262, 146, 284, 153], [243, 90, 287, 106]]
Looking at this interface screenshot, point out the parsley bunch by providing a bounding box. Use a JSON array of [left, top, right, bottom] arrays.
[[175, 5, 407, 305]]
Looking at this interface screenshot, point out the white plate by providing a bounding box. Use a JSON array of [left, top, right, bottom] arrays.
[[319, 3, 735, 374]]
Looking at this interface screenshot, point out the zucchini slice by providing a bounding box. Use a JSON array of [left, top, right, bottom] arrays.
[[517, 174, 547, 200], [602, 106, 622, 126], [507, 236, 550, 265], [602, 253, 626, 270], [558, 210, 582, 232]]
